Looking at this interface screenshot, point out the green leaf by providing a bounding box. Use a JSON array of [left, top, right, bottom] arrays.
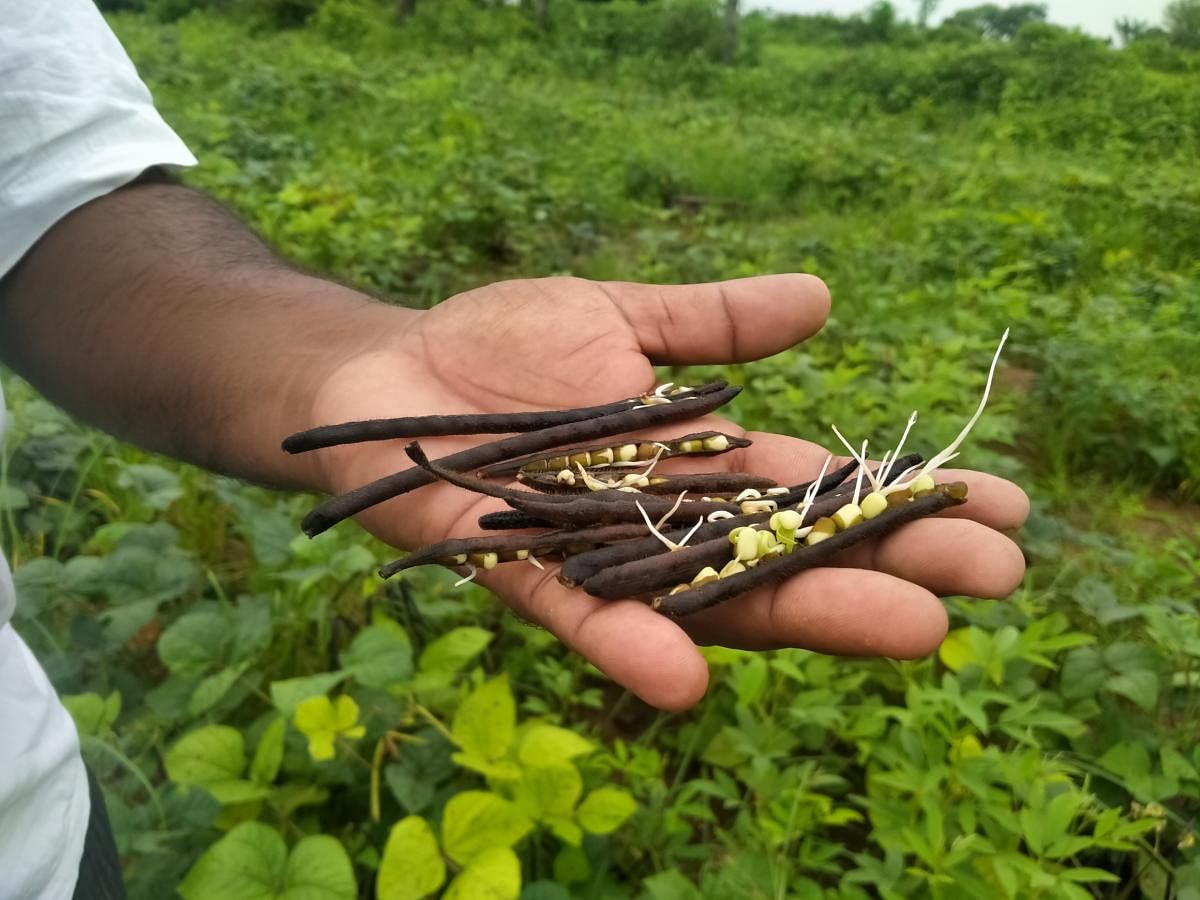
[[517, 725, 594, 766], [179, 822, 286, 900], [251, 718, 287, 786], [189, 663, 249, 717], [1060, 867, 1121, 884], [552, 845, 589, 884], [377, 816, 445, 900], [343, 622, 413, 688], [419, 627, 494, 675], [116, 463, 184, 511], [166, 725, 246, 788], [1107, 668, 1158, 711], [732, 656, 769, 706], [443, 847, 520, 900], [939, 627, 974, 673], [0, 482, 30, 510], [179, 823, 355, 900], [642, 870, 704, 900], [452, 675, 515, 765], [441, 791, 532, 866], [514, 764, 583, 821], [207, 779, 272, 806], [576, 786, 637, 835], [158, 604, 230, 676], [282, 835, 356, 899], [62, 691, 120, 736], [269, 671, 349, 717]]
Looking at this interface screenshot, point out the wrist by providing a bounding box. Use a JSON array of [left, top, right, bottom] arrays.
[[279, 284, 426, 496]]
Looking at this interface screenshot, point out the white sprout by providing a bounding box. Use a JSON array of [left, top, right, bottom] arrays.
[[453, 564, 479, 588], [886, 329, 1010, 493], [655, 382, 676, 397], [526, 553, 545, 571], [851, 441, 867, 507], [796, 454, 833, 527], [733, 488, 762, 502], [635, 495, 702, 552], [706, 510, 735, 522], [831, 425, 882, 495], [880, 410, 918, 484]]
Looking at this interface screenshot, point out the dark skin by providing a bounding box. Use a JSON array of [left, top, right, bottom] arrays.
[[0, 179, 1029, 710]]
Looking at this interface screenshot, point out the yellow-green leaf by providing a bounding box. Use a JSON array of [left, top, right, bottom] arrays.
[[251, 717, 287, 786], [517, 725, 594, 766], [938, 627, 974, 672], [441, 791, 532, 866], [165, 725, 245, 788], [514, 764, 583, 821], [443, 847, 520, 900], [576, 787, 636, 835], [294, 695, 365, 762], [377, 816, 445, 900], [451, 675, 515, 764]]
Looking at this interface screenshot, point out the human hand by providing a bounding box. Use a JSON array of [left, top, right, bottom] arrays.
[[306, 274, 1029, 709]]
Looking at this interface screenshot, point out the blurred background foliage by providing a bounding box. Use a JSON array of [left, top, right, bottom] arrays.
[[3, 0, 1199, 897]]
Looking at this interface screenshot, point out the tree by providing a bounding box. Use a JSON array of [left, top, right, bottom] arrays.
[[1165, 0, 1200, 48], [916, 0, 939, 29], [723, 0, 739, 63], [943, 3, 1046, 39], [1115, 18, 1151, 45]]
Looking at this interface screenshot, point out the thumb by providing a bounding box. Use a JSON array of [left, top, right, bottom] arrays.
[[601, 273, 831, 365]]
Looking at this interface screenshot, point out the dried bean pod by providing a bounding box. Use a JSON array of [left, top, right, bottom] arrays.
[[654, 483, 966, 617], [301, 383, 741, 536], [283, 382, 724, 453]]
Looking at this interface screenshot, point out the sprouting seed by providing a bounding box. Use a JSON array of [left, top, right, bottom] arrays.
[[885, 329, 1010, 495]]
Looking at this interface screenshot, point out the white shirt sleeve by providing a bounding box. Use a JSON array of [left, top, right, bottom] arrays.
[[0, 0, 197, 279]]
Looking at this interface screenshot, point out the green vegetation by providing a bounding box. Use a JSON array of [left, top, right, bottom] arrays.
[[3, 1, 1199, 897]]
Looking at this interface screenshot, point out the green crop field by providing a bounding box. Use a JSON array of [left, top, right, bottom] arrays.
[[2, 1, 1199, 897]]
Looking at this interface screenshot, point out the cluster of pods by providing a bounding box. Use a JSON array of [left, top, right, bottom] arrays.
[[286, 333, 1006, 617]]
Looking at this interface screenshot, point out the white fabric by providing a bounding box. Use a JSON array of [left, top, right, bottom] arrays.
[[0, 0, 197, 276], [1, 2, 196, 897]]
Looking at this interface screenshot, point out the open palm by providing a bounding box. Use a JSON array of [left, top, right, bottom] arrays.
[[306, 274, 1028, 709]]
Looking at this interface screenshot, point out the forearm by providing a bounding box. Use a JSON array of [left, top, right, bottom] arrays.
[[0, 178, 418, 492]]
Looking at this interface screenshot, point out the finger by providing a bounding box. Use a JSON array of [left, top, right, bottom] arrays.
[[482, 562, 710, 711], [682, 567, 949, 656], [602, 274, 831, 365], [831, 518, 1027, 599]]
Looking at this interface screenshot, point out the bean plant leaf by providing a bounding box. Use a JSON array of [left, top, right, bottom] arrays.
[[157, 604, 229, 676], [164, 724, 271, 805], [938, 628, 974, 672], [441, 791, 532, 866], [270, 671, 349, 717], [282, 835, 357, 899], [377, 816, 445, 900], [116, 463, 185, 510], [452, 674, 515, 767], [577, 787, 637, 835], [294, 695, 366, 761], [642, 870, 704, 900], [419, 626, 494, 675], [178, 823, 356, 900], [342, 621, 413, 688], [166, 725, 246, 787], [178, 822, 286, 900], [189, 663, 249, 717], [517, 725, 594, 766], [514, 763, 583, 822], [62, 691, 121, 737], [251, 717, 287, 786], [443, 847, 520, 900]]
